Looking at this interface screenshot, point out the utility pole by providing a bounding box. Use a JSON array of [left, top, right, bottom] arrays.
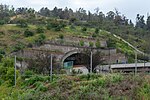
[[90, 50, 93, 73], [135, 51, 137, 74], [109, 48, 111, 72], [14, 55, 16, 87], [50, 54, 53, 82], [143, 51, 146, 67]]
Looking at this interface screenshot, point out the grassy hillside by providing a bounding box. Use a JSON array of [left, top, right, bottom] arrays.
[[0, 23, 134, 56], [0, 73, 149, 100]]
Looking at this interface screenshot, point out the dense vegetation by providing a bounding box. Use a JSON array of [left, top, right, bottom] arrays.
[[0, 57, 149, 99], [0, 4, 150, 100], [0, 4, 150, 53], [0, 4, 144, 61]]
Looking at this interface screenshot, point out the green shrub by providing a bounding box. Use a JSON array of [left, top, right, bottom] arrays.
[[54, 26, 61, 31], [33, 81, 42, 89], [0, 20, 5, 25], [79, 40, 84, 46], [0, 31, 5, 35], [96, 78, 106, 87], [89, 42, 94, 47], [0, 79, 4, 86], [24, 75, 46, 86], [96, 40, 101, 48], [0, 49, 5, 55], [22, 70, 35, 79], [79, 74, 102, 80], [1, 57, 14, 68], [95, 28, 99, 34], [0, 49, 5, 62], [34, 34, 46, 45], [17, 19, 28, 28], [138, 82, 150, 99], [11, 34, 20, 40], [70, 25, 76, 29], [36, 83, 48, 92], [0, 54, 3, 62], [107, 38, 116, 48], [92, 33, 97, 38], [46, 20, 66, 31], [27, 43, 33, 48], [0, 58, 15, 84], [60, 69, 67, 74], [82, 27, 87, 32], [46, 24, 52, 30], [111, 74, 123, 83], [5, 67, 19, 86], [36, 27, 44, 33], [13, 42, 25, 52], [59, 34, 64, 39], [24, 29, 34, 37]]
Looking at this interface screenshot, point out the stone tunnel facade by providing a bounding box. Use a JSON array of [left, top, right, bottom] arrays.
[[15, 43, 127, 67]]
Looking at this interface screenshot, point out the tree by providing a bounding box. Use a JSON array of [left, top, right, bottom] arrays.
[[98, 11, 105, 24], [136, 14, 145, 28], [106, 11, 115, 20], [26, 51, 57, 75], [81, 49, 104, 72], [39, 7, 51, 17], [129, 20, 134, 26], [146, 16, 150, 30], [92, 51, 105, 72], [75, 8, 87, 21]]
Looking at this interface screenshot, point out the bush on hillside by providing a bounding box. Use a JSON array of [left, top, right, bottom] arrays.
[[0, 57, 19, 86], [0, 49, 5, 62], [16, 19, 28, 28], [36, 27, 45, 33], [96, 40, 101, 48], [79, 40, 84, 46], [12, 42, 25, 52], [82, 27, 87, 32], [24, 29, 34, 37], [34, 34, 46, 45], [22, 70, 35, 79], [92, 33, 97, 38], [0, 20, 5, 25], [95, 28, 99, 34], [89, 42, 94, 47], [107, 38, 116, 48], [59, 34, 64, 39], [46, 20, 67, 31]]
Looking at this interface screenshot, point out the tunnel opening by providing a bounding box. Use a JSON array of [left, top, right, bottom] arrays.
[[63, 53, 90, 71]]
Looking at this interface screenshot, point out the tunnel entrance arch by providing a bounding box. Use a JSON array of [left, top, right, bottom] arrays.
[[61, 50, 90, 70]]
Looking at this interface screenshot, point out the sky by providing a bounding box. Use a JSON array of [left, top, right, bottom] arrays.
[[1, 0, 150, 22]]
